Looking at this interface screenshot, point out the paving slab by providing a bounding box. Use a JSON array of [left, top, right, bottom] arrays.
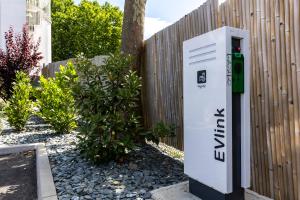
[[244, 189, 273, 200], [0, 150, 37, 200], [151, 182, 201, 200], [0, 143, 57, 200], [151, 182, 273, 200]]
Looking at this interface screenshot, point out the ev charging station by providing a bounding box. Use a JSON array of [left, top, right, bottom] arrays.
[[183, 26, 251, 200]]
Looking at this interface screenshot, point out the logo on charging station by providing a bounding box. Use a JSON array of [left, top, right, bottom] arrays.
[[197, 70, 206, 88]]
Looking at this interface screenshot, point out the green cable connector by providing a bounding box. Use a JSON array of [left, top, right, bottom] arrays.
[[232, 53, 244, 93]]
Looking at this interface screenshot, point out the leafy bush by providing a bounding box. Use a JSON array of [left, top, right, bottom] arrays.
[[0, 99, 7, 133], [142, 122, 176, 145], [0, 25, 42, 100], [0, 98, 6, 113], [73, 54, 141, 162], [74, 54, 175, 163], [5, 72, 33, 131], [36, 62, 77, 133]]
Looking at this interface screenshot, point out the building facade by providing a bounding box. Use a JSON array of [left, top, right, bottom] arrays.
[[0, 0, 51, 65]]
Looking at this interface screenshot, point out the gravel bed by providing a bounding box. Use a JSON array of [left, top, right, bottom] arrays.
[[0, 116, 187, 200]]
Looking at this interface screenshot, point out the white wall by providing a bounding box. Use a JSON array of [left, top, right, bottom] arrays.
[[33, 19, 52, 65], [31, 0, 52, 65], [0, 0, 27, 49]]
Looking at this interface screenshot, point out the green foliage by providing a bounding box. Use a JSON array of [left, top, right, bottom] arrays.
[[0, 98, 6, 113], [5, 72, 33, 131], [74, 53, 142, 163], [142, 122, 176, 145], [74, 54, 176, 163], [0, 98, 6, 133], [52, 0, 123, 61], [51, 0, 74, 13], [36, 62, 78, 133]]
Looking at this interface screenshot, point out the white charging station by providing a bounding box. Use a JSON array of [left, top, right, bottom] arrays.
[[183, 26, 250, 200]]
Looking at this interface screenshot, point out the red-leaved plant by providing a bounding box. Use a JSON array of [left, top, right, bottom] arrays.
[[0, 25, 43, 100]]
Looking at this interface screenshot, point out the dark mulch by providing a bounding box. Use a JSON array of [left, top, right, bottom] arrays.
[[0, 151, 37, 200]]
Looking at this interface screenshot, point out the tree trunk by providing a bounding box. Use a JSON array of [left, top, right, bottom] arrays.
[[121, 0, 146, 74], [121, 0, 147, 144]]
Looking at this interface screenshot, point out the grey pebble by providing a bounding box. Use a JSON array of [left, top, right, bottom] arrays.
[[0, 116, 187, 199]]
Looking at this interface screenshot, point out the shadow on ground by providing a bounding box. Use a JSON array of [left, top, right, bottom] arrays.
[[0, 151, 37, 200]]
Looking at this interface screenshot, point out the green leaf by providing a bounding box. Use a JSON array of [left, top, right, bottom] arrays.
[[35, 62, 78, 134], [5, 72, 33, 131]]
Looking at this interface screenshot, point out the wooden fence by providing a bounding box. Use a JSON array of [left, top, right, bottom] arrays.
[[141, 0, 300, 199]]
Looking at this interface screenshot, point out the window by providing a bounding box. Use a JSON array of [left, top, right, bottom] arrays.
[[26, 11, 41, 26]]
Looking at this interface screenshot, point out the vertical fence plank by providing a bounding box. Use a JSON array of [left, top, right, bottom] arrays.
[[260, 0, 273, 196], [290, 1, 300, 199], [293, 0, 300, 198]]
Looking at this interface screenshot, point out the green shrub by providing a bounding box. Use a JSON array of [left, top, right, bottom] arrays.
[[74, 54, 175, 163], [73, 54, 141, 163], [0, 98, 7, 133], [142, 121, 176, 145], [0, 98, 7, 112], [36, 62, 77, 133], [5, 72, 33, 131]]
